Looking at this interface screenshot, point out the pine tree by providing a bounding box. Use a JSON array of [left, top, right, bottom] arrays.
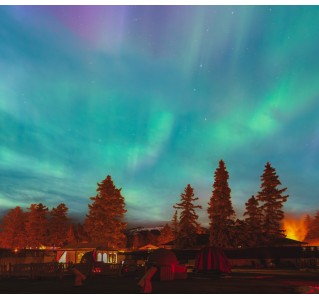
[[232, 219, 249, 248], [85, 175, 127, 249], [256, 162, 289, 244], [306, 211, 319, 240], [66, 223, 78, 244], [304, 214, 313, 230], [243, 195, 263, 247], [171, 210, 179, 242], [304, 214, 314, 240], [208, 160, 236, 248], [77, 223, 90, 242], [174, 184, 202, 249], [49, 203, 70, 247], [0, 206, 27, 249], [158, 223, 174, 245], [132, 233, 142, 250], [25, 203, 49, 248]]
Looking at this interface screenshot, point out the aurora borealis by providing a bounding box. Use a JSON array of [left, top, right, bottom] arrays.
[[1, 5, 319, 226]]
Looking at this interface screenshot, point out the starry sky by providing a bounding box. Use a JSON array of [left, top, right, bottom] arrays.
[[1, 5, 319, 226]]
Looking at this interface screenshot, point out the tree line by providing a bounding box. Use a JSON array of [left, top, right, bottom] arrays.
[[0, 203, 70, 249], [1, 160, 318, 250], [173, 160, 289, 249]]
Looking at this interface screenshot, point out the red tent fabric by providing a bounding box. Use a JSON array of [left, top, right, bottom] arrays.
[[194, 247, 231, 274], [147, 248, 178, 267]]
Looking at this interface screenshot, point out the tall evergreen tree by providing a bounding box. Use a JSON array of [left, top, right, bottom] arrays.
[[208, 160, 236, 248], [232, 219, 249, 248], [25, 203, 49, 248], [0, 206, 27, 249], [132, 233, 142, 250], [174, 184, 202, 248], [85, 175, 127, 249], [304, 214, 313, 231], [243, 195, 263, 247], [306, 211, 319, 240], [66, 223, 79, 244], [49, 203, 70, 247], [158, 223, 174, 245], [256, 162, 289, 244], [171, 210, 179, 242], [77, 223, 90, 242]]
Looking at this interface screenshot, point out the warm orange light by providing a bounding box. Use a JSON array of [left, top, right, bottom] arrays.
[[305, 239, 319, 246], [283, 215, 308, 241]]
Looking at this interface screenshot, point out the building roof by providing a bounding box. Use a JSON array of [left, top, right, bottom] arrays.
[[272, 237, 308, 246], [60, 241, 118, 251], [138, 244, 159, 251], [161, 234, 209, 248]]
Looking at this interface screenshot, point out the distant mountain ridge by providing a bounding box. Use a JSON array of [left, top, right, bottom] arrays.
[[126, 226, 164, 235]]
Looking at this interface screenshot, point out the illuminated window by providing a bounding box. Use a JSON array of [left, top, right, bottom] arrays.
[[109, 253, 117, 263], [103, 253, 107, 263], [77, 252, 84, 263], [59, 251, 67, 263], [97, 253, 102, 262]]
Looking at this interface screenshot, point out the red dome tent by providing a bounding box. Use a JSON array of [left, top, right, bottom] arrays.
[[146, 248, 187, 281], [194, 247, 231, 274], [147, 248, 179, 267]]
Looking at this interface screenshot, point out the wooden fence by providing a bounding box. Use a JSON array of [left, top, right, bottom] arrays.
[[0, 262, 71, 279], [91, 262, 122, 276], [0, 262, 123, 279]]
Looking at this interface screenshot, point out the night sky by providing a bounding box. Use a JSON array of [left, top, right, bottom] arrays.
[[1, 5, 319, 226]]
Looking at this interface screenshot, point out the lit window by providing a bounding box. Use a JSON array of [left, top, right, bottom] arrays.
[[97, 253, 102, 262]]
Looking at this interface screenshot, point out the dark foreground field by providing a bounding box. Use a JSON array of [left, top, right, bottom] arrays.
[[0, 269, 318, 294]]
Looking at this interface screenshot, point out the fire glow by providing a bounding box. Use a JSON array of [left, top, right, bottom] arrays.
[[283, 215, 308, 242]]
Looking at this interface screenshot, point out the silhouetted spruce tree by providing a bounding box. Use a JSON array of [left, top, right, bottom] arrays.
[[85, 175, 127, 249], [66, 223, 79, 244], [171, 210, 179, 242], [25, 203, 49, 248], [208, 160, 236, 248], [0, 206, 27, 249], [77, 223, 91, 242], [49, 203, 70, 247], [306, 211, 319, 240], [174, 184, 202, 249], [232, 219, 249, 248], [158, 223, 174, 245], [304, 214, 314, 240], [256, 162, 289, 244], [243, 195, 263, 247], [304, 214, 312, 231], [132, 233, 142, 250]]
